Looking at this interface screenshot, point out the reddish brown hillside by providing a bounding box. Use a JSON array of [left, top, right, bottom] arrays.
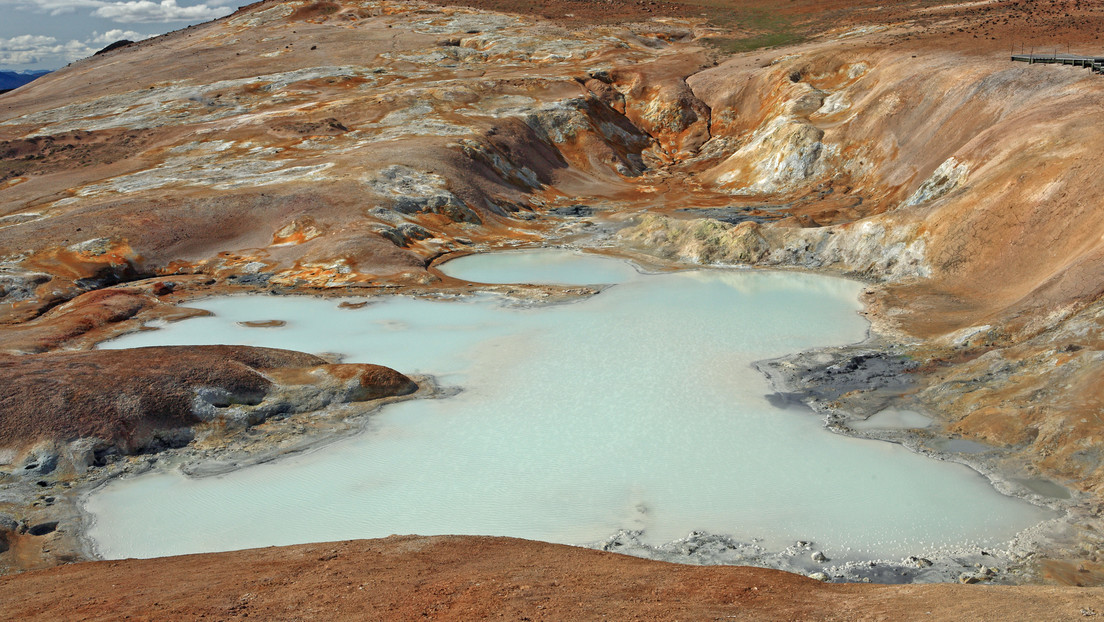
[[1, 536, 1102, 621]]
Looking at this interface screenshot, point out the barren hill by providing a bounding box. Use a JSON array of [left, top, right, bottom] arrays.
[[2, 0, 1104, 615]]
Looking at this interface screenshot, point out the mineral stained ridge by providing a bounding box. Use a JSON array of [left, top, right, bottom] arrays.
[[2, 0, 1104, 609]]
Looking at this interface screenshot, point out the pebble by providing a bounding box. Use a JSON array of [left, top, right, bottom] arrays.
[[905, 555, 933, 568]]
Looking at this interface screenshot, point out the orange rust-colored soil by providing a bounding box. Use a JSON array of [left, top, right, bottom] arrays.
[[430, 0, 1104, 52], [0, 346, 320, 450], [1, 536, 1102, 621], [3, 0, 1104, 612], [0, 345, 418, 453]]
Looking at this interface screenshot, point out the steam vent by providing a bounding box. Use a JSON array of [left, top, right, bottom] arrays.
[[2, 0, 1104, 619]]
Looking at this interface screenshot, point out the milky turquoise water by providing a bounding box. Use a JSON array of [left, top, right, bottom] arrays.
[[850, 409, 933, 431], [440, 248, 642, 285], [85, 251, 1052, 561]]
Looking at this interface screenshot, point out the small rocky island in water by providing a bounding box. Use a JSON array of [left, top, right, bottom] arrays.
[[1, 0, 1104, 619]]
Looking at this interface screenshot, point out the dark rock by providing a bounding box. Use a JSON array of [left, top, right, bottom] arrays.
[[27, 521, 57, 536], [21, 451, 58, 476], [150, 281, 176, 296], [94, 40, 134, 56], [398, 223, 432, 241], [587, 69, 613, 83], [0, 270, 52, 304], [757, 347, 919, 414], [674, 206, 783, 225], [393, 194, 480, 224], [549, 205, 595, 217], [226, 273, 272, 286], [379, 223, 433, 247]]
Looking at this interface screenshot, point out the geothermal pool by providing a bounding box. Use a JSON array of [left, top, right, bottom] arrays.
[[85, 250, 1052, 562]]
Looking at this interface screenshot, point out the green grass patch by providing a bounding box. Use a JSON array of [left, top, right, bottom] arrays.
[[703, 30, 805, 54], [671, 3, 805, 54]]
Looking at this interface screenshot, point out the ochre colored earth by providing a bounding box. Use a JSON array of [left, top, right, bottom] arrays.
[[2, 536, 1103, 621], [0, 345, 416, 453], [3, 0, 1104, 614]]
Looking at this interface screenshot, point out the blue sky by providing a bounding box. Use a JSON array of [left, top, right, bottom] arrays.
[[0, 0, 242, 71]]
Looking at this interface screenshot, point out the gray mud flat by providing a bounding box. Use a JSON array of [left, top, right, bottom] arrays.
[[753, 341, 1081, 583], [594, 529, 1020, 584]]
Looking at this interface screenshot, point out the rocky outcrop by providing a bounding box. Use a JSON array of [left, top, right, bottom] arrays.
[[608, 54, 712, 161], [369, 165, 483, 224], [902, 157, 969, 208], [620, 214, 929, 281], [690, 46, 1104, 339], [0, 0, 685, 301], [0, 288, 165, 352], [917, 296, 1104, 497], [0, 345, 417, 471]]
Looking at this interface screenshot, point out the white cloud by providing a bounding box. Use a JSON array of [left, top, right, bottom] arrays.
[[0, 30, 156, 66], [93, 0, 234, 23], [90, 29, 155, 44], [0, 50, 45, 65], [12, 0, 111, 17], [2, 34, 60, 47], [0, 36, 91, 66], [10, 0, 234, 23]]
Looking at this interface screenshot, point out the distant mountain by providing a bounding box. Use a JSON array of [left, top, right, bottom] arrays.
[[0, 70, 51, 92]]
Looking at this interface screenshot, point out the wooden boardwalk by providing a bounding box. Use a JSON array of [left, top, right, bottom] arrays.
[[1011, 53, 1104, 74]]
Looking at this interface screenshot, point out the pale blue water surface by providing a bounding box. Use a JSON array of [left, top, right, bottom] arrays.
[[850, 409, 933, 431], [85, 251, 1052, 561], [439, 248, 642, 285]]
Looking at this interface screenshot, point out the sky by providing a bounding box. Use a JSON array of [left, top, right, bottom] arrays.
[[0, 0, 243, 71]]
